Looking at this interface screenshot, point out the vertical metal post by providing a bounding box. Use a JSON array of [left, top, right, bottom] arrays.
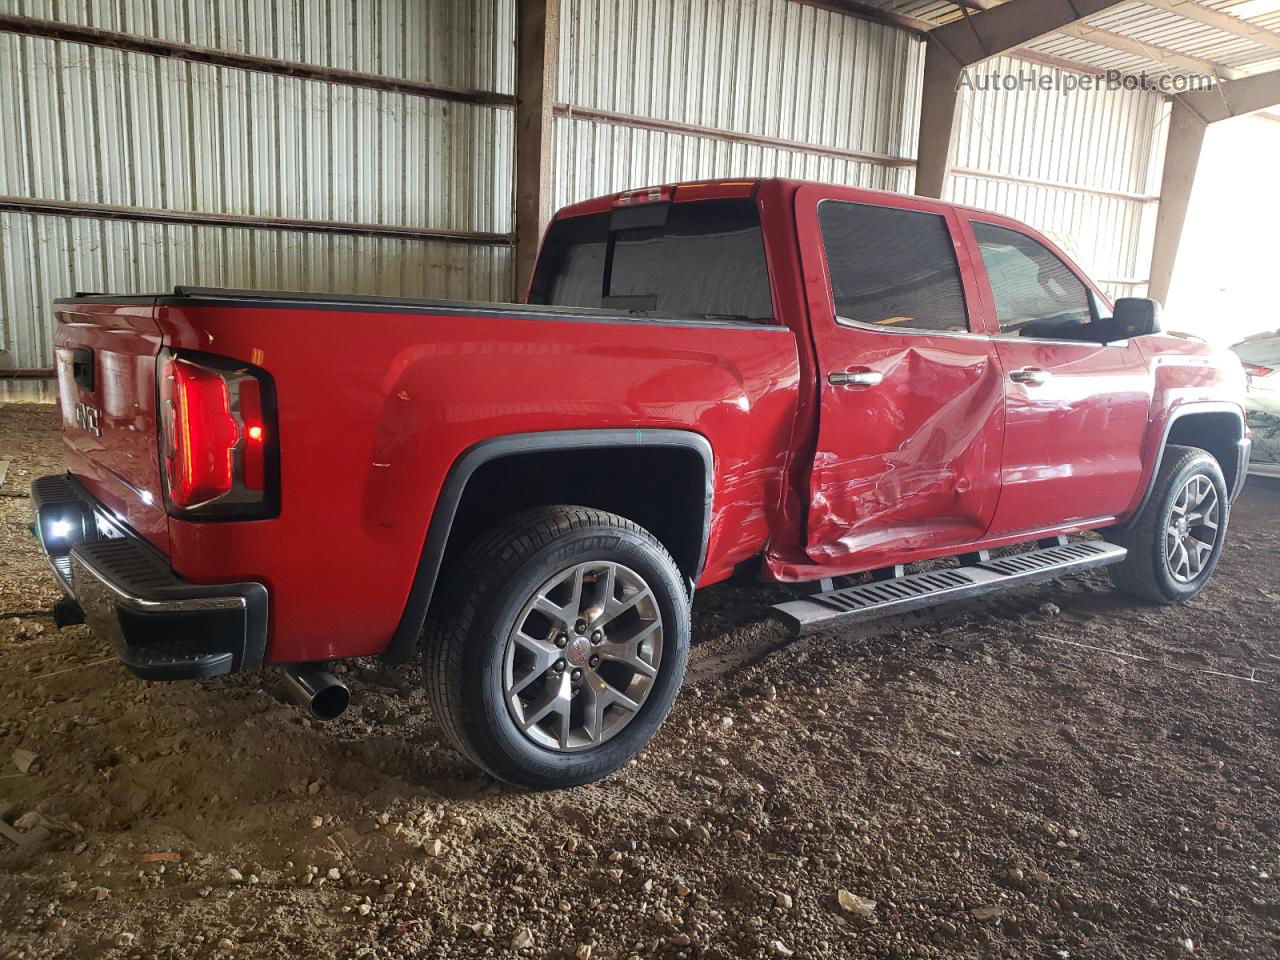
[[514, 0, 559, 302], [1147, 102, 1208, 305], [909, 0, 1131, 201], [914, 43, 964, 199]]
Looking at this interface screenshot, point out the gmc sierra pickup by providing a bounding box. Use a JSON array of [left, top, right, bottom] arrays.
[[32, 178, 1250, 788]]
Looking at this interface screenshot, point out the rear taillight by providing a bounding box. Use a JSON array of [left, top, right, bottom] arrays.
[[158, 350, 277, 518], [1243, 362, 1273, 378]]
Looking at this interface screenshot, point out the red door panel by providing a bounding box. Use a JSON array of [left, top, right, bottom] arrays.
[[989, 339, 1151, 534], [959, 215, 1153, 536], [794, 185, 1005, 569], [807, 339, 1005, 562]]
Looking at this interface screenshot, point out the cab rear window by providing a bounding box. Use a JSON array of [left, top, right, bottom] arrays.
[[530, 198, 775, 323]]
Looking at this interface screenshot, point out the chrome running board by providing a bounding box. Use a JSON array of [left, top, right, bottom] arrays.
[[771, 540, 1127, 636]]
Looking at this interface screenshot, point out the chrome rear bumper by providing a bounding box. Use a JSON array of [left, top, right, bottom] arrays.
[[31, 474, 268, 680]]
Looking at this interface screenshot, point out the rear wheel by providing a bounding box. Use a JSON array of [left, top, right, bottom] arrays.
[[423, 505, 689, 788], [1110, 444, 1229, 604]]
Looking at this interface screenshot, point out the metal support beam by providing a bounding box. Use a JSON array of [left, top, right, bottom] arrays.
[[914, 0, 1128, 198], [807, 0, 1174, 82], [915, 47, 964, 198], [555, 105, 914, 170], [514, 0, 559, 302], [936, 0, 1244, 80], [1149, 68, 1280, 304], [1055, 22, 1244, 80], [927, 0, 1132, 67], [0, 195, 511, 246], [1140, 0, 1280, 53], [1181, 67, 1280, 123], [0, 13, 512, 109], [1147, 102, 1207, 305]]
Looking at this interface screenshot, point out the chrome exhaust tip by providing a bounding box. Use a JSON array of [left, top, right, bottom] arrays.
[[281, 664, 350, 721]]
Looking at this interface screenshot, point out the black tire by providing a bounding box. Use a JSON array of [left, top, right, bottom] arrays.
[[422, 505, 690, 788], [1110, 444, 1229, 604]]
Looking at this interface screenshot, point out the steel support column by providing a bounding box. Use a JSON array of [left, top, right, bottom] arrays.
[[913, 0, 1128, 199], [1147, 103, 1208, 306], [915, 45, 964, 199], [514, 0, 559, 301]]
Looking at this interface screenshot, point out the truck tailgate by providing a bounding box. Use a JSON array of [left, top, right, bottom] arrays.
[[54, 299, 170, 553]]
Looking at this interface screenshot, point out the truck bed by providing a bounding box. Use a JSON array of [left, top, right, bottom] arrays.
[[51, 285, 802, 665]]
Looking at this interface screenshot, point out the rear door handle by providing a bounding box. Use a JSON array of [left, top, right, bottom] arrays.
[[1009, 366, 1051, 386], [828, 368, 883, 388]]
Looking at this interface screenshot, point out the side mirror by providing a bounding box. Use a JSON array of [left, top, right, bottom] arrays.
[[1101, 297, 1163, 342]]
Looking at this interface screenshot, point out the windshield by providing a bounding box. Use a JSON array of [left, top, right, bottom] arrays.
[[529, 198, 775, 322]]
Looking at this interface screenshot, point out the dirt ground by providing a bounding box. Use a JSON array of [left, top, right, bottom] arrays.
[[2, 400, 1278, 960]]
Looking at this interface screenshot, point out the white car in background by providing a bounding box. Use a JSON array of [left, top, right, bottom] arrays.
[[1233, 330, 1280, 416], [1232, 330, 1280, 476]]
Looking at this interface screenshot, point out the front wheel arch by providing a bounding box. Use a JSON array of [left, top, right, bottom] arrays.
[[1123, 405, 1246, 529]]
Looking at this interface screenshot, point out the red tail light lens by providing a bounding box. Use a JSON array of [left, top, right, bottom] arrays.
[[1243, 362, 1273, 378], [158, 351, 277, 518], [238, 377, 266, 492]]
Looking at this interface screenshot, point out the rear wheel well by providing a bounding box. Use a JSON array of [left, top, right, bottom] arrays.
[[1166, 411, 1243, 492], [436, 445, 708, 597]]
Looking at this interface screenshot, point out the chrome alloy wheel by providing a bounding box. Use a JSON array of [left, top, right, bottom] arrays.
[[502, 561, 663, 752], [1165, 474, 1220, 583]]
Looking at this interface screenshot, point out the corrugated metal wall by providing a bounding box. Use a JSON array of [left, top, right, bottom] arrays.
[[1, 0, 1173, 371], [947, 54, 1168, 301], [0, 33, 512, 233], [0, 212, 513, 367], [550, 3, 1165, 302], [6, 0, 515, 89], [553, 117, 915, 210], [552, 0, 923, 210], [0, 0, 515, 371]]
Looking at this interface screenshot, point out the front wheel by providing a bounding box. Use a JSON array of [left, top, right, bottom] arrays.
[[423, 505, 689, 788], [1110, 444, 1229, 604]]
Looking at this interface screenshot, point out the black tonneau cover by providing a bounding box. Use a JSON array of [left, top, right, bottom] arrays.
[[57, 287, 784, 333]]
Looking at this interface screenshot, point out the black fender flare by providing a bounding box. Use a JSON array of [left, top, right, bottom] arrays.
[[381, 428, 714, 664], [1125, 401, 1248, 525]]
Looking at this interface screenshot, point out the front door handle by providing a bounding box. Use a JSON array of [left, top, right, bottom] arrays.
[[1009, 366, 1051, 386], [828, 368, 884, 388]]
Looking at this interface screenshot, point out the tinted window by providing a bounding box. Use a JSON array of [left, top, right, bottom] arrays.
[[973, 222, 1091, 338], [530, 198, 774, 321], [818, 201, 969, 333]]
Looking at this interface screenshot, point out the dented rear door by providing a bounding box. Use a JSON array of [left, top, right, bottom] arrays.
[[794, 185, 1005, 569]]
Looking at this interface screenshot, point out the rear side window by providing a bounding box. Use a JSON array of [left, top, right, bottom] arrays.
[[530, 198, 774, 322], [972, 222, 1091, 338], [818, 201, 969, 333]]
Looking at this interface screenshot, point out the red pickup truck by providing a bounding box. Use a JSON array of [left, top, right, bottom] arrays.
[[32, 178, 1250, 788]]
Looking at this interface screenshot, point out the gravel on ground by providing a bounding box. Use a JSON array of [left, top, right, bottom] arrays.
[[2, 401, 1279, 960]]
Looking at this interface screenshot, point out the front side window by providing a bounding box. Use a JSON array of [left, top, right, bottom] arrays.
[[530, 198, 774, 322], [972, 221, 1092, 339], [817, 201, 969, 334]]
